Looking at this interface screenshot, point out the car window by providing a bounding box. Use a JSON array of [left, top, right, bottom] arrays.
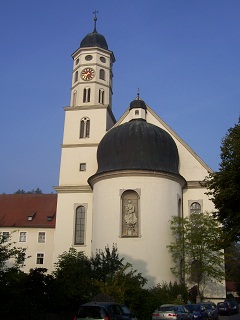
[[160, 306, 175, 311], [77, 306, 106, 319], [121, 306, 132, 315], [110, 305, 123, 316]]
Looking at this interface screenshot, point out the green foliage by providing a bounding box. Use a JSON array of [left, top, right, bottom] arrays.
[[167, 213, 225, 296], [53, 248, 93, 311], [0, 232, 27, 270], [90, 244, 124, 282], [205, 118, 240, 244], [149, 281, 189, 306], [14, 188, 43, 194]]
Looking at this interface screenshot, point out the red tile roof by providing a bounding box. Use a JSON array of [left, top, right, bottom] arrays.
[[0, 194, 57, 228]]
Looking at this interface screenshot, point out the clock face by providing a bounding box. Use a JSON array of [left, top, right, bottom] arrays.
[[81, 68, 95, 81]]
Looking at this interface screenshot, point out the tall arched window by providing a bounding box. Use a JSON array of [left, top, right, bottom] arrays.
[[72, 90, 77, 106], [83, 87, 91, 103], [121, 190, 139, 237], [178, 198, 182, 217], [74, 71, 78, 82], [190, 202, 201, 214], [98, 89, 104, 104], [99, 69, 105, 80], [80, 117, 90, 138], [75, 206, 85, 245]]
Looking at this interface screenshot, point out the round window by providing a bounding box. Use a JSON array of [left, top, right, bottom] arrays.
[[85, 55, 93, 61], [100, 56, 106, 63]]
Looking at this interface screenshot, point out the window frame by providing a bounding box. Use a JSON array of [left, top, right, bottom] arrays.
[[19, 231, 27, 242], [38, 232, 46, 243], [36, 253, 44, 265], [74, 205, 86, 245]]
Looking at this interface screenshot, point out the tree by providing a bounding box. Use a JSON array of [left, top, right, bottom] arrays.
[[167, 213, 225, 298], [0, 232, 26, 271], [14, 188, 43, 194], [52, 248, 93, 312], [90, 244, 124, 282], [0, 232, 28, 318], [205, 118, 240, 244]]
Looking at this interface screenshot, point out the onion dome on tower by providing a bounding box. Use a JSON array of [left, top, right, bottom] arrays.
[[90, 98, 183, 182], [80, 13, 108, 50]]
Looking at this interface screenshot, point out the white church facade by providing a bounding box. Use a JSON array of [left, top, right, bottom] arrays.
[[0, 17, 225, 298]]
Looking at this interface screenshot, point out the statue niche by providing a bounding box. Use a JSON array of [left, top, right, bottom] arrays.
[[122, 190, 139, 237]]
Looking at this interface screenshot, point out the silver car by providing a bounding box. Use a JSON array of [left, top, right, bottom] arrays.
[[152, 304, 192, 320]]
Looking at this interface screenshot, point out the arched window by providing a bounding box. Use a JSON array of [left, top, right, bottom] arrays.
[[80, 117, 90, 138], [72, 90, 77, 106], [75, 206, 85, 245], [74, 71, 78, 82], [99, 69, 105, 80], [83, 87, 91, 103], [98, 89, 104, 104], [121, 190, 139, 237], [178, 198, 182, 217], [190, 202, 201, 214]]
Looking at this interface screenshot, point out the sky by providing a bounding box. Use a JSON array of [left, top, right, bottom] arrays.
[[0, 0, 240, 194]]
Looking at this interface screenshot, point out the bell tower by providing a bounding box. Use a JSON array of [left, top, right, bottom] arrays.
[[70, 13, 115, 109], [54, 15, 116, 261]]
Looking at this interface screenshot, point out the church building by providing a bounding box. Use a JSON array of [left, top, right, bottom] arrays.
[[0, 16, 225, 298]]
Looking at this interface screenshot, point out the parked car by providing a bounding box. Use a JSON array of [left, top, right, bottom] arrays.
[[199, 303, 218, 320], [225, 299, 239, 314], [185, 304, 208, 320], [152, 304, 192, 320], [216, 301, 232, 316], [74, 302, 137, 320]]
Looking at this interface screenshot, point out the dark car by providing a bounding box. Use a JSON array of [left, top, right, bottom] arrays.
[[74, 302, 137, 320], [225, 299, 239, 314], [185, 304, 208, 320], [199, 303, 218, 320], [152, 304, 192, 320], [216, 301, 232, 316]]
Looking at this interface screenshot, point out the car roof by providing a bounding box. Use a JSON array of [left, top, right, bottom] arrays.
[[81, 302, 122, 307]]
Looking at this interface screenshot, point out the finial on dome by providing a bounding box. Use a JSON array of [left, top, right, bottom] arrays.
[[93, 10, 99, 32], [137, 88, 140, 100]]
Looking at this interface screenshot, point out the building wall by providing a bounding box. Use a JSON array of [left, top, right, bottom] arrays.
[[91, 174, 183, 287], [1, 227, 55, 273]]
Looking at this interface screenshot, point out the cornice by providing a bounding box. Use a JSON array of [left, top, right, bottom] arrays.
[[185, 181, 206, 189], [61, 143, 98, 148], [88, 170, 186, 188], [54, 185, 92, 194]]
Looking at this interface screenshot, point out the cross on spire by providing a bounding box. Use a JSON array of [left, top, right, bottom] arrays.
[[93, 10, 99, 32], [137, 88, 140, 100]]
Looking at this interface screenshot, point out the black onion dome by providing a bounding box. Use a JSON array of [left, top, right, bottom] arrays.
[[80, 30, 108, 50], [129, 99, 147, 110], [96, 119, 179, 175]]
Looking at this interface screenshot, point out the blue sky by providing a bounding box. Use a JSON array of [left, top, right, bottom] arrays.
[[0, 0, 239, 194]]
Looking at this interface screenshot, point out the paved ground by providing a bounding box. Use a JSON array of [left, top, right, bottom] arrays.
[[220, 314, 240, 320]]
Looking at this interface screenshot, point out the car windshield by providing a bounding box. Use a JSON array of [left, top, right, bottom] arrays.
[[202, 304, 212, 309], [77, 306, 106, 319], [186, 305, 200, 312], [160, 306, 177, 312]]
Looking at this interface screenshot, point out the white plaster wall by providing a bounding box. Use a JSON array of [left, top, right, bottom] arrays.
[[91, 175, 182, 287], [183, 188, 215, 217], [1, 227, 55, 273], [59, 146, 98, 185], [53, 192, 93, 265], [62, 108, 110, 144]]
